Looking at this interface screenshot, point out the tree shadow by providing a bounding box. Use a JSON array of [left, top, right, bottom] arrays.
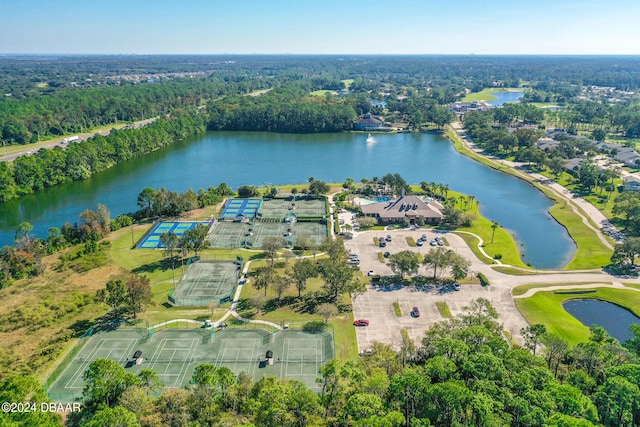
[[68, 319, 94, 338], [132, 257, 176, 275]]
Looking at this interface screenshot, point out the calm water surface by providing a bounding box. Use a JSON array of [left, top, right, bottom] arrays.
[[563, 299, 640, 343], [488, 91, 524, 106], [0, 131, 575, 268]]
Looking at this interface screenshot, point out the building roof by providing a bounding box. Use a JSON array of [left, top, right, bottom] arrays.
[[361, 194, 444, 220], [357, 113, 384, 125], [536, 138, 560, 151], [623, 175, 640, 184]]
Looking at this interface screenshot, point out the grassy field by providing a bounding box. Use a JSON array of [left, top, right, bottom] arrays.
[[462, 88, 520, 102], [310, 90, 337, 97], [515, 287, 640, 345], [457, 215, 528, 268]]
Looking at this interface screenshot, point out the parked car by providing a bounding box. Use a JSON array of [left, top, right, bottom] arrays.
[[422, 234, 427, 239], [430, 240, 437, 246], [383, 251, 391, 258], [453, 283, 460, 291], [416, 240, 423, 246], [367, 270, 375, 276], [379, 241, 386, 247], [411, 306, 420, 317], [354, 319, 370, 326], [386, 235, 392, 242]]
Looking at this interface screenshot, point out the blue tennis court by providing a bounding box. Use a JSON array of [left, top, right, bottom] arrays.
[[138, 221, 211, 249], [220, 198, 262, 220]]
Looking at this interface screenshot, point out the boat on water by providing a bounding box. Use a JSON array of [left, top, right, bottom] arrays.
[[366, 133, 375, 143]]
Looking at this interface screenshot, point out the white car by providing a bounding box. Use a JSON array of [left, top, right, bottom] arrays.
[[367, 270, 375, 277]]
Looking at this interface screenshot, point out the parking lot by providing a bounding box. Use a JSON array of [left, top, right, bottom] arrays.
[[344, 228, 456, 278], [345, 228, 530, 352]]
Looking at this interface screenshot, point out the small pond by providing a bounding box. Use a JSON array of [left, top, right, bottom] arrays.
[[563, 299, 640, 343], [488, 91, 524, 106]]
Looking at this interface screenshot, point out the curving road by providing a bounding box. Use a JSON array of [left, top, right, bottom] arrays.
[[0, 118, 158, 163]]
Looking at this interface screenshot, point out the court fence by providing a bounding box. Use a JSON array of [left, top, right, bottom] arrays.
[[43, 337, 90, 398], [168, 288, 236, 307]]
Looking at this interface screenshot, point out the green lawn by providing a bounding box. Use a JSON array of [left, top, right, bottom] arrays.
[[492, 266, 540, 276], [511, 282, 612, 296], [310, 90, 337, 97], [457, 215, 528, 269], [435, 301, 452, 318], [515, 287, 640, 346]]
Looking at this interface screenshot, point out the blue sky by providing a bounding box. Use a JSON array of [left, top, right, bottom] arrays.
[[1, 0, 638, 54]]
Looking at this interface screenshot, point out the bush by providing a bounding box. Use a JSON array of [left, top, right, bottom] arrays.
[[477, 272, 490, 286], [302, 320, 327, 333]]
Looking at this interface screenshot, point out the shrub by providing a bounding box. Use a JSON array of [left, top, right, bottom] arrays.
[[477, 272, 490, 286]]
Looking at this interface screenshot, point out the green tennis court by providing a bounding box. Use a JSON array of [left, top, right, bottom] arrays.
[[208, 221, 327, 249], [47, 328, 334, 402], [258, 197, 326, 220], [169, 261, 240, 306]]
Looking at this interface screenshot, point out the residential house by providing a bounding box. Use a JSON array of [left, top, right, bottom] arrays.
[[623, 175, 640, 192]]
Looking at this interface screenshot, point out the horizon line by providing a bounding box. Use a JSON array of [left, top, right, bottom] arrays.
[[2, 52, 640, 57]]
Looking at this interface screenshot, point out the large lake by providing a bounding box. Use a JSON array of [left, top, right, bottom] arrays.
[[0, 131, 575, 268]]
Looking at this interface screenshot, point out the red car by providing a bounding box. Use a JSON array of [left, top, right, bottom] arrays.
[[353, 319, 370, 326]]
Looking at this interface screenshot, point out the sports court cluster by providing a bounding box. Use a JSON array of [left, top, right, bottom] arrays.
[[210, 196, 328, 249], [47, 328, 334, 402], [136, 196, 328, 251]]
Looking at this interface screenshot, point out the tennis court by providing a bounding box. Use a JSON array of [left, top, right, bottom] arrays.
[[220, 198, 262, 220], [47, 328, 334, 402], [170, 260, 240, 306], [137, 221, 211, 249], [208, 221, 327, 249], [258, 197, 326, 220]]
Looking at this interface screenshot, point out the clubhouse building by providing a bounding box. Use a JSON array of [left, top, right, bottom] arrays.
[[361, 194, 445, 225]]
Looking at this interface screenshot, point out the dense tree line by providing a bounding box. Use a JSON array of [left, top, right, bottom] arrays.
[[0, 74, 268, 143], [0, 114, 206, 203], [207, 85, 357, 133]]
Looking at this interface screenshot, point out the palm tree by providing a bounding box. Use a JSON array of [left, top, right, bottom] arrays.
[[491, 221, 500, 244]]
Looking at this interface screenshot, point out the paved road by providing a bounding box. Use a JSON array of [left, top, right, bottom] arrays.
[[0, 118, 158, 163]]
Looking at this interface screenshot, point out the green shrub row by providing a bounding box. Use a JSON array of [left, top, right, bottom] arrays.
[[477, 272, 490, 286]]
